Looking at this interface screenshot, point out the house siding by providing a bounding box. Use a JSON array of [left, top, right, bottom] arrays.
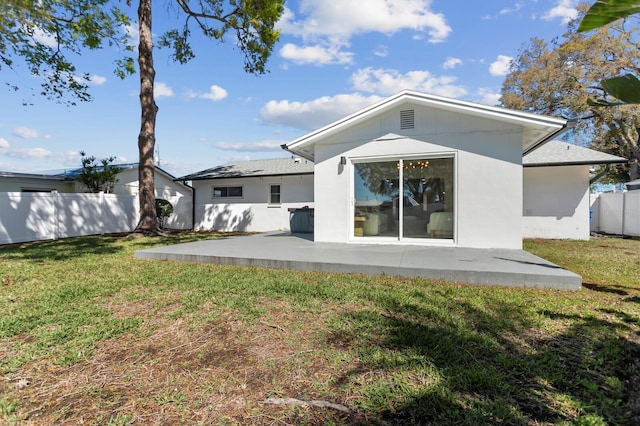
[[193, 174, 314, 232], [0, 176, 76, 193], [312, 102, 524, 249], [523, 165, 590, 240]]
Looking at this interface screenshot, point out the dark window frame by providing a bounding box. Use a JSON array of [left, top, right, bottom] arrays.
[[212, 185, 243, 199]]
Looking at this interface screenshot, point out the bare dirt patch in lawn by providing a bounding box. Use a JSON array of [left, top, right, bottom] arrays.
[[3, 304, 368, 425]]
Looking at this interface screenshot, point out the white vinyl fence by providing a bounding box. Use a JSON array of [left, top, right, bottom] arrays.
[[0, 191, 192, 245], [590, 191, 640, 237]]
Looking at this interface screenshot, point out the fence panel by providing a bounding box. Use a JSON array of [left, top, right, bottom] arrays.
[[0, 191, 190, 245], [102, 194, 138, 234], [623, 191, 640, 236], [0, 192, 56, 244], [57, 193, 104, 238], [592, 192, 640, 237], [164, 195, 192, 229], [598, 193, 624, 235]]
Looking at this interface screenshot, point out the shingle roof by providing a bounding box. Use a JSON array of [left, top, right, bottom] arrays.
[[1, 163, 179, 181], [45, 162, 141, 178], [523, 140, 627, 167], [176, 157, 314, 181], [0, 171, 74, 181]]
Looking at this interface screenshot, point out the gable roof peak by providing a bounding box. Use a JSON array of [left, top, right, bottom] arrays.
[[283, 90, 567, 161]]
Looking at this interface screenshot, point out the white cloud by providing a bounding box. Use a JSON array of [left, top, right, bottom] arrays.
[[123, 24, 140, 47], [483, 1, 525, 20], [279, 1, 451, 42], [443, 57, 462, 70], [261, 93, 383, 131], [0, 148, 81, 172], [350, 67, 467, 98], [13, 126, 52, 139], [200, 85, 228, 101], [374, 45, 389, 58], [542, 0, 578, 24], [185, 85, 229, 101], [154, 82, 174, 98], [489, 55, 513, 77], [500, 1, 525, 16], [89, 74, 107, 85], [32, 27, 57, 48], [0, 137, 9, 149], [4, 147, 52, 159], [476, 88, 502, 106], [277, 0, 451, 66], [184, 89, 198, 100], [213, 140, 284, 152], [73, 74, 107, 86], [279, 42, 354, 65]]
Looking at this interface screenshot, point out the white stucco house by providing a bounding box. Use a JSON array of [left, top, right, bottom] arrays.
[[180, 91, 627, 249], [0, 164, 193, 229], [523, 140, 626, 239], [178, 157, 314, 232]]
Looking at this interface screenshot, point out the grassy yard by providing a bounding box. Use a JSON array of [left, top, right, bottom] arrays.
[[0, 234, 638, 425]]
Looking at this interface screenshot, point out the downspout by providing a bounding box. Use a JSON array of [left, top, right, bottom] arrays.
[[188, 181, 195, 231]]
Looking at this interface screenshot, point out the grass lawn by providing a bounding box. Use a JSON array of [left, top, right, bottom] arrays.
[[1, 233, 639, 425]]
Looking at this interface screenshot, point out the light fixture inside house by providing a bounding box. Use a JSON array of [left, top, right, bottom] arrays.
[[397, 160, 429, 169], [340, 156, 347, 165]]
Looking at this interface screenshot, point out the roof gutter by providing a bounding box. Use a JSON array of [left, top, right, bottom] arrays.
[[522, 118, 574, 156], [280, 143, 314, 162], [525, 158, 628, 168]]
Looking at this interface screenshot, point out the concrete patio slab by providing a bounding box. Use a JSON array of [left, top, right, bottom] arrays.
[[134, 232, 582, 290]]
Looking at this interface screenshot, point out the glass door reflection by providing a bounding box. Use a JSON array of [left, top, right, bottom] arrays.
[[353, 157, 454, 240], [402, 158, 454, 239], [353, 161, 398, 238]]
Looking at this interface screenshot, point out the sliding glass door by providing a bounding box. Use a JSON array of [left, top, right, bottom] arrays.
[[353, 161, 399, 238], [353, 157, 454, 240]]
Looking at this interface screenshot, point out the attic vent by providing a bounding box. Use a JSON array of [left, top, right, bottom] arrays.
[[400, 109, 415, 130]]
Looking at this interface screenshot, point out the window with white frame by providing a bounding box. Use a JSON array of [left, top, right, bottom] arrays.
[[212, 185, 243, 198], [269, 184, 281, 204]]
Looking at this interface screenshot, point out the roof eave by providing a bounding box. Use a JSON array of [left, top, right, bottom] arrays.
[[524, 158, 628, 167], [281, 143, 314, 162], [179, 171, 315, 181], [522, 122, 571, 156]]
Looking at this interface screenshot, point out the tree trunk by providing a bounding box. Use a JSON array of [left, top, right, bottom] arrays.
[[135, 0, 159, 234], [631, 130, 640, 181]]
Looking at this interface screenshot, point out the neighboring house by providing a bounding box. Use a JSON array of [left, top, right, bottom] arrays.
[[523, 140, 627, 240], [0, 163, 189, 195], [0, 171, 77, 193], [0, 163, 193, 229], [177, 157, 314, 232]]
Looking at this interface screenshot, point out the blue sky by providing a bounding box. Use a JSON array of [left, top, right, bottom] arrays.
[[0, 0, 582, 178]]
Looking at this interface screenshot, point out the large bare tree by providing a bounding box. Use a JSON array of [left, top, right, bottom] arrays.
[[1, 0, 284, 233], [501, 3, 640, 181]]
